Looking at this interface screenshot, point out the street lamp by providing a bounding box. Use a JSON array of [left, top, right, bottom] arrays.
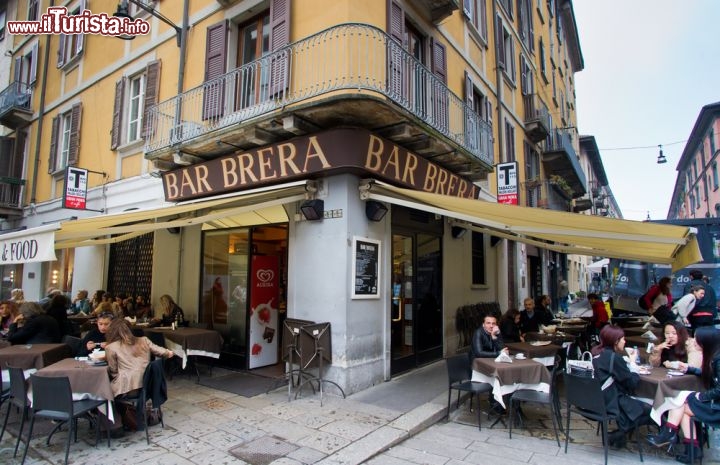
[[657, 144, 667, 164], [113, 0, 185, 47]]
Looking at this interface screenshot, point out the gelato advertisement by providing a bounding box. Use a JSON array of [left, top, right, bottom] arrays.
[[248, 255, 279, 369]]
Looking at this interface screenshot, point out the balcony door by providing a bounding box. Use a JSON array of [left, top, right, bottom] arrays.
[[234, 13, 270, 111]]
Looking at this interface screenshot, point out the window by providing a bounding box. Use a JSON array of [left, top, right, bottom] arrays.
[[710, 129, 716, 156], [0, 7, 6, 41], [700, 144, 706, 168], [499, 0, 513, 19], [501, 27, 516, 82], [129, 0, 157, 16], [57, 0, 86, 68], [111, 61, 160, 150], [28, 0, 39, 22], [518, 0, 534, 52], [713, 162, 719, 190], [693, 159, 698, 180], [471, 231, 486, 285], [520, 55, 533, 96], [505, 119, 515, 162], [463, 0, 488, 43], [690, 194, 695, 212], [48, 104, 82, 174], [14, 43, 38, 86], [539, 38, 547, 80], [234, 13, 271, 110], [127, 74, 146, 143], [695, 186, 700, 209]]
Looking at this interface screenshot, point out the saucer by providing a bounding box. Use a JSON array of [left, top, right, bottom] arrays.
[[667, 370, 684, 376]]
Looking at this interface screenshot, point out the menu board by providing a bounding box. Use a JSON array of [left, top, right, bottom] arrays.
[[352, 237, 381, 299]]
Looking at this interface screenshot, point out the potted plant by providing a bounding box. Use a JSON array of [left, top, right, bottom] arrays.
[[549, 175, 573, 199]]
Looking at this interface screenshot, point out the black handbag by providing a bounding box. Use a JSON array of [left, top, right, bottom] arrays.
[[566, 351, 594, 378]]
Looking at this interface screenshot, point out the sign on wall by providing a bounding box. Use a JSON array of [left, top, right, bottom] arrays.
[[352, 237, 381, 299], [248, 255, 280, 369], [496, 161, 518, 205], [63, 167, 88, 210], [0, 228, 57, 265]]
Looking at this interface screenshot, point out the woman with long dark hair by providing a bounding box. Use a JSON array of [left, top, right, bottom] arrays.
[[499, 308, 523, 343], [592, 325, 650, 448], [647, 327, 720, 462], [647, 320, 701, 370]]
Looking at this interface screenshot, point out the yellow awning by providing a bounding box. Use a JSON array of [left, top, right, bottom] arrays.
[[364, 182, 701, 272], [52, 182, 309, 249]]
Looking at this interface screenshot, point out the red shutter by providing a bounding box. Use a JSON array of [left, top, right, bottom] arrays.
[[48, 116, 59, 173], [202, 21, 228, 121], [111, 78, 124, 150], [269, 0, 290, 96], [142, 60, 161, 138], [67, 103, 82, 166]]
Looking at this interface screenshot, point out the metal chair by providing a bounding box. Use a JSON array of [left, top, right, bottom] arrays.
[[509, 355, 562, 446], [115, 358, 167, 444], [563, 372, 644, 465], [446, 354, 493, 430], [61, 335, 83, 356], [22, 375, 108, 465], [0, 366, 30, 457]]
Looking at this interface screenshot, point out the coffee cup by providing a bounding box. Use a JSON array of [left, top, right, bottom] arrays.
[[669, 361, 680, 370], [515, 353, 526, 360]]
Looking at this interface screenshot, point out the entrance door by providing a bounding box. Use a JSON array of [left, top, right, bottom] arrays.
[[390, 231, 442, 375]]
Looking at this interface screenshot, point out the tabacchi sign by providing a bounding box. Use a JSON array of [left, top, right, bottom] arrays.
[[162, 129, 479, 202], [496, 161, 518, 205]]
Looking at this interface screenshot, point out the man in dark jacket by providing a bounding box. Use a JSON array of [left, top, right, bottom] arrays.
[[471, 314, 508, 413], [683, 270, 718, 328]]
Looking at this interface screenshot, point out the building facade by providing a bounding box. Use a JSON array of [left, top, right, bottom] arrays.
[[0, 0, 589, 392], [668, 102, 720, 221]]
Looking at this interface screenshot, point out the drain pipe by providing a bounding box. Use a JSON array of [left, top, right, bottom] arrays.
[[30, 0, 54, 204], [492, 0, 507, 305]]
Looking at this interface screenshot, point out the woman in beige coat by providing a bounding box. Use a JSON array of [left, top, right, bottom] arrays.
[[105, 319, 174, 397]]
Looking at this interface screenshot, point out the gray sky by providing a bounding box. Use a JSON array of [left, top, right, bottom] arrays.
[[573, 0, 720, 221]]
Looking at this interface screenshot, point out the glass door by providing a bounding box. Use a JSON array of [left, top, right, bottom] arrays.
[[391, 232, 442, 375]]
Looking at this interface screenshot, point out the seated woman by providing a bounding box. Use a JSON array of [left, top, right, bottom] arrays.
[[0, 300, 19, 335], [647, 320, 702, 371], [647, 327, 720, 462], [77, 312, 114, 356], [499, 308, 523, 343], [153, 294, 187, 327], [104, 319, 174, 430], [7, 302, 61, 344], [70, 289, 92, 315], [592, 324, 651, 449]]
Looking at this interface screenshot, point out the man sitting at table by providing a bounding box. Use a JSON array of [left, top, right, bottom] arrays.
[[471, 314, 509, 413], [7, 302, 61, 344], [77, 312, 114, 356], [519, 297, 542, 334]]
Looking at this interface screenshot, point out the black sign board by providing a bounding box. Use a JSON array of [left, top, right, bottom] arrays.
[[352, 237, 381, 299]]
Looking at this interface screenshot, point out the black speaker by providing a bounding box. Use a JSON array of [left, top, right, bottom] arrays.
[[451, 226, 467, 239], [300, 199, 324, 220], [365, 200, 388, 221], [167, 227, 181, 234]]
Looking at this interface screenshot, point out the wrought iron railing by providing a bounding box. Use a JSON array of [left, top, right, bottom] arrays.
[[0, 81, 32, 114], [522, 94, 550, 129], [0, 177, 25, 209], [521, 178, 571, 211], [145, 23, 493, 166], [543, 128, 587, 189]]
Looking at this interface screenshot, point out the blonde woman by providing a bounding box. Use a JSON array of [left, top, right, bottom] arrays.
[[10, 288, 25, 304], [153, 295, 186, 327]]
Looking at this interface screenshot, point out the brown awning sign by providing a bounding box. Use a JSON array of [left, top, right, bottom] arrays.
[[162, 128, 479, 202]]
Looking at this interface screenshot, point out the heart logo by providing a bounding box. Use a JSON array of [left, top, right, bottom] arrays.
[[257, 269, 274, 283]]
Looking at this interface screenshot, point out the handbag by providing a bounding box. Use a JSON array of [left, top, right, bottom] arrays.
[[566, 350, 595, 378]]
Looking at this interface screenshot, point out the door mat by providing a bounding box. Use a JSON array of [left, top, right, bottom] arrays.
[[198, 372, 280, 398]]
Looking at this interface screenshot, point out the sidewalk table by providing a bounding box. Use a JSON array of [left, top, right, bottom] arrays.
[[624, 326, 663, 338], [611, 316, 649, 327], [525, 331, 577, 345], [625, 334, 658, 350], [471, 357, 551, 408], [143, 327, 223, 381], [635, 366, 704, 424], [0, 343, 73, 370], [504, 341, 560, 366]]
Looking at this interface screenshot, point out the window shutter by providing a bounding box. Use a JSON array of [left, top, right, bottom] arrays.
[[464, 71, 473, 107], [463, 0, 473, 20], [0, 137, 15, 177], [202, 21, 228, 120], [48, 116, 59, 173], [431, 39, 447, 83], [29, 42, 38, 85], [269, 0, 290, 96], [431, 39, 448, 131], [57, 35, 66, 68], [13, 56, 20, 82], [11, 130, 25, 179], [111, 78, 125, 150], [510, 40, 516, 81], [495, 15, 505, 69], [517, 0, 525, 40], [520, 57, 527, 95], [67, 103, 82, 166], [76, 0, 86, 54], [142, 60, 161, 138], [388, 0, 404, 44], [527, 0, 535, 52]]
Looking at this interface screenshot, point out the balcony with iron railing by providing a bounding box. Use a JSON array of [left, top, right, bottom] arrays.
[[541, 128, 587, 197], [145, 23, 493, 175], [0, 81, 33, 129], [521, 178, 572, 212], [0, 176, 25, 218], [522, 94, 550, 143]]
